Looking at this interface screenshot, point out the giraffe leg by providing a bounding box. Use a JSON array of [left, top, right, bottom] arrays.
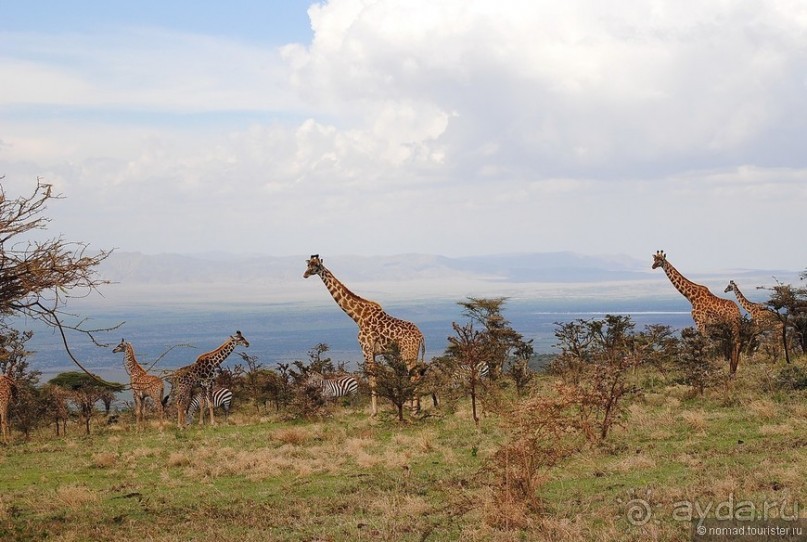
[[1, 405, 9, 443], [199, 389, 208, 426], [155, 391, 165, 430], [207, 396, 216, 427], [133, 394, 142, 431], [176, 392, 185, 428], [367, 359, 378, 417]]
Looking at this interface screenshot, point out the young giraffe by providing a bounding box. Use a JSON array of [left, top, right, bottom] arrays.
[[724, 280, 783, 356], [0, 373, 14, 443], [723, 280, 777, 326], [113, 339, 166, 430], [304, 255, 426, 416], [169, 331, 249, 427], [652, 250, 742, 374]]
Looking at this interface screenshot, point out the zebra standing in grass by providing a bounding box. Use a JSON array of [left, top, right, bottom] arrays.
[[186, 387, 233, 425], [306, 372, 359, 399]]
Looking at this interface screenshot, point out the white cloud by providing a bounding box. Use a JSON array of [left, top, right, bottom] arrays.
[[1, 1, 806, 271]]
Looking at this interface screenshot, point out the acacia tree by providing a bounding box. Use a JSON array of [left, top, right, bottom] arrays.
[[457, 297, 531, 380], [363, 345, 421, 422], [49, 372, 123, 434], [444, 321, 489, 426], [0, 178, 113, 372], [764, 280, 807, 363]]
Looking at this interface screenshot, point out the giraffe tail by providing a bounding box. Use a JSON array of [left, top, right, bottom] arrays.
[[162, 394, 171, 407]]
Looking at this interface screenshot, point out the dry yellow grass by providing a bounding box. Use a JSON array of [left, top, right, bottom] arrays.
[[53, 485, 99, 509], [91, 451, 118, 468], [269, 426, 313, 446], [748, 398, 778, 419], [1, 360, 805, 542], [680, 409, 708, 433]]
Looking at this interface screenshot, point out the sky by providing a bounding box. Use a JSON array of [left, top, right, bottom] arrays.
[[1, 0, 806, 272]]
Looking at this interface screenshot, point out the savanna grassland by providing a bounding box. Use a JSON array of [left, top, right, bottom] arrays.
[[1, 360, 806, 542]]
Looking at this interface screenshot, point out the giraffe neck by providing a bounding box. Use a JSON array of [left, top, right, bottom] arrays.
[[122, 344, 147, 377], [318, 267, 379, 324], [661, 260, 703, 304], [730, 283, 761, 314], [196, 338, 237, 371]]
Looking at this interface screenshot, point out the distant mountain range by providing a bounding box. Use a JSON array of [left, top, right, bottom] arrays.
[[86, 251, 800, 308], [98, 251, 792, 286]]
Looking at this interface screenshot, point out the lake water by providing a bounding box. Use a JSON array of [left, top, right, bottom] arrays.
[[19, 297, 695, 386]]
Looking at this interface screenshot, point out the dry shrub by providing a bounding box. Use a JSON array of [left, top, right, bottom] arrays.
[[91, 452, 118, 468], [488, 385, 585, 516], [270, 426, 312, 446], [54, 484, 99, 509]]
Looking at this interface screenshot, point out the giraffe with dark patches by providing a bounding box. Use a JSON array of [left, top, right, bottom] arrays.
[[113, 339, 166, 430], [652, 250, 742, 373], [725, 280, 783, 358], [169, 331, 249, 427], [304, 255, 426, 415]]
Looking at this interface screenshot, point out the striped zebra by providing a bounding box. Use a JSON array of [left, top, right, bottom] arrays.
[[454, 361, 490, 380], [186, 387, 233, 425], [306, 372, 359, 399]]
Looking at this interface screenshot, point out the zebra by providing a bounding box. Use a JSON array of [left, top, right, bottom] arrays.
[[454, 361, 490, 380], [306, 372, 359, 399], [186, 387, 233, 425]]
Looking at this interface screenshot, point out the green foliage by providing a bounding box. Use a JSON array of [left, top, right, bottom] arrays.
[[48, 372, 123, 434], [456, 297, 532, 380], [362, 345, 422, 422], [774, 363, 807, 390], [48, 372, 123, 392], [1, 360, 804, 541], [675, 327, 725, 395]]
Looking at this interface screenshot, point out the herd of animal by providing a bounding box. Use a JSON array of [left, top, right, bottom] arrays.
[[0, 251, 782, 438]]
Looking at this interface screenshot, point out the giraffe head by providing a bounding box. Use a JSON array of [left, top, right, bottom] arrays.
[[231, 330, 250, 348], [651, 250, 667, 270], [112, 339, 127, 354], [724, 280, 737, 294], [304, 254, 324, 278]]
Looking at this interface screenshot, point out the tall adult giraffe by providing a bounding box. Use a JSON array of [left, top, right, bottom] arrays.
[[0, 373, 14, 443], [304, 255, 426, 416], [169, 331, 249, 427], [652, 250, 742, 373], [113, 339, 166, 430], [724, 280, 783, 357]]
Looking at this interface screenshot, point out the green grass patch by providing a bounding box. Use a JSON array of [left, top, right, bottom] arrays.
[[1, 360, 805, 541]]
